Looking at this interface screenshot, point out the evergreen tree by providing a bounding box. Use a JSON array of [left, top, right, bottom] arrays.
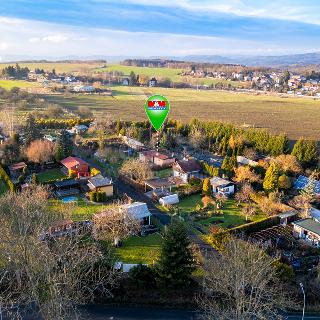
[[116, 119, 122, 134], [58, 130, 73, 158], [129, 71, 137, 86], [24, 114, 40, 146], [156, 221, 195, 289], [54, 143, 64, 162], [202, 178, 211, 196], [292, 138, 318, 166], [31, 173, 38, 185], [263, 162, 279, 192]]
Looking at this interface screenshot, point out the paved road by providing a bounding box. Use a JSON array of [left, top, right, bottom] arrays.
[[20, 305, 320, 320]]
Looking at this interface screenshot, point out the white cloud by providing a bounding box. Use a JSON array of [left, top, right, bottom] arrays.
[[0, 15, 316, 59], [102, 0, 320, 25], [0, 42, 8, 50], [42, 35, 68, 43]]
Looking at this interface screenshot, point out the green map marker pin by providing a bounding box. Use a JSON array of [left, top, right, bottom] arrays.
[[144, 94, 170, 131]]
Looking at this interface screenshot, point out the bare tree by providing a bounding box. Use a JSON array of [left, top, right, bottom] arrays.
[[274, 154, 302, 175], [93, 205, 141, 246], [25, 139, 56, 164], [189, 127, 207, 150], [235, 183, 254, 206], [119, 158, 153, 183], [215, 193, 228, 209], [233, 166, 261, 184], [0, 103, 20, 137], [199, 238, 294, 320], [0, 186, 118, 320]]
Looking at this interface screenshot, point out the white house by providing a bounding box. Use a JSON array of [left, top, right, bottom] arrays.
[[121, 202, 151, 225], [159, 194, 179, 206], [172, 159, 201, 183], [210, 177, 235, 196], [293, 218, 320, 247]]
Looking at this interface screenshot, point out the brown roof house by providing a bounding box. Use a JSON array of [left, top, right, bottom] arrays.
[[139, 150, 175, 168], [9, 162, 27, 180], [172, 159, 202, 183]]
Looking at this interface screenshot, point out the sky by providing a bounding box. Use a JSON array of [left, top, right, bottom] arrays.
[[0, 0, 320, 59]]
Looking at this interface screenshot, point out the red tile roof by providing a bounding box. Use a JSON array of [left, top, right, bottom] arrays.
[[61, 156, 88, 168]]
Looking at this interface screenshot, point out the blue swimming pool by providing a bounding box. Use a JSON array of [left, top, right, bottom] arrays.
[[62, 196, 78, 203]]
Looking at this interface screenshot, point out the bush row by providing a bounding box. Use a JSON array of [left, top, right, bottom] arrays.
[[0, 164, 15, 192], [36, 118, 93, 129], [89, 191, 107, 202], [208, 215, 280, 251]]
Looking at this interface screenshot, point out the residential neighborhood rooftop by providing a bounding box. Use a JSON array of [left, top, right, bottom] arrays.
[[61, 156, 89, 168], [173, 159, 201, 173], [293, 218, 320, 237], [210, 176, 233, 187]]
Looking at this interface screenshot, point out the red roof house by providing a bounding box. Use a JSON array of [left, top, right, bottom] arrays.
[[61, 156, 89, 178]]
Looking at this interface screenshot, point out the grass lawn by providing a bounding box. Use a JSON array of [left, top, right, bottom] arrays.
[[154, 168, 172, 178], [49, 198, 109, 221], [177, 195, 267, 231], [115, 233, 162, 264], [0, 180, 8, 195], [37, 168, 66, 183], [178, 194, 202, 213]]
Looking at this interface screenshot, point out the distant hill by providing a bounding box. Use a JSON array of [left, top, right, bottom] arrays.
[[178, 52, 320, 67], [3, 52, 320, 68]]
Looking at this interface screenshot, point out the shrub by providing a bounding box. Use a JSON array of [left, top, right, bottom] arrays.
[[0, 164, 15, 192], [128, 264, 157, 289], [273, 260, 295, 282], [89, 191, 97, 202], [90, 167, 101, 177]]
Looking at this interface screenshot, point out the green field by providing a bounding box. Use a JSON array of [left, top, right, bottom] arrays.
[[37, 168, 66, 183], [45, 86, 320, 140], [97, 63, 183, 82], [115, 233, 162, 264], [0, 79, 41, 90]]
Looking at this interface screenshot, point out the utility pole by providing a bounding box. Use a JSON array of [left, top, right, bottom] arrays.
[[300, 282, 305, 320]]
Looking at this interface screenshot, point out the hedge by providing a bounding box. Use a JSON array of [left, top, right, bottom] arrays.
[[208, 215, 280, 251], [89, 191, 107, 202], [227, 215, 280, 235], [35, 118, 93, 129], [0, 164, 15, 192]]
